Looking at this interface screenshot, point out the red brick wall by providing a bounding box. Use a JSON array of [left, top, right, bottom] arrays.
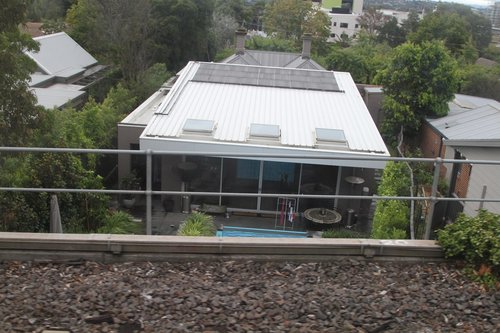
[[420, 123, 447, 177], [454, 163, 471, 198]]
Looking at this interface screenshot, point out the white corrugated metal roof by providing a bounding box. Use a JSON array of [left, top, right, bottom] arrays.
[[26, 32, 97, 76], [429, 95, 500, 145], [141, 62, 388, 160], [32, 86, 86, 109]]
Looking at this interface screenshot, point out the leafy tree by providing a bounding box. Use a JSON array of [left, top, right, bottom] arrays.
[[151, 0, 215, 71], [245, 35, 298, 53], [263, 0, 330, 54], [460, 65, 500, 102], [434, 3, 492, 53], [325, 40, 391, 84], [401, 10, 420, 36], [209, 9, 239, 55], [377, 17, 405, 47], [357, 8, 386, 38], [65, 0, 103, 56], [67, 0, 154, 81], [27, 0, 74, 21], [408, 12, 477, 63], [482, 46, 500, 63], [374, 41, 460, 143], [0, 0, 43, 146]]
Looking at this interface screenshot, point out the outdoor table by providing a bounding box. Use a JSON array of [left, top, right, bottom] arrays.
[[304, 207, 342, 226], [345, 176, 365, 185]]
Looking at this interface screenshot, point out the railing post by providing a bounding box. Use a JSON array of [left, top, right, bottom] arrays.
[[146, 149, 152, 235], [424, 157, 442, 240]]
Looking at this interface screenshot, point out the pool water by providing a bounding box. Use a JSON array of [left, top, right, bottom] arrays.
[[217, 226, 308, 238]]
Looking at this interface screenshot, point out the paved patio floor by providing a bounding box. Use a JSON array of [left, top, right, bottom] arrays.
[[125, 197, 371, 237]]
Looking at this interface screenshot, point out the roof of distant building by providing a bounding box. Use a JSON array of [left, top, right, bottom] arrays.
[[31, 84, 86, 109], [26, 32, 97, 76]]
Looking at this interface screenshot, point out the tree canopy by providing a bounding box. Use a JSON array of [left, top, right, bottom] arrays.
[[263, 0, 330, 53], [0, 0, 43, 146], [374, 41, 460, 142], [357, 8, 386, 37]]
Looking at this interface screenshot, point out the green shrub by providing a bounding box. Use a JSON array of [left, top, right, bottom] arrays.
[[177, 212, 216, 236], [97, 211, 141, 234], [371, 161, 411, 239], [372, 200, 409, 239], [437, 210, 500, 271], [322, 229, 369, 238], [438, 210, 499, 289]]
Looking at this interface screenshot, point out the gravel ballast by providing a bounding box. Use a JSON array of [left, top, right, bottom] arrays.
[[0, 260, 498, 332]]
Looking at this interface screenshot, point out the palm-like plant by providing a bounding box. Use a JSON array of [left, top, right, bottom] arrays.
[[177, 212, 216, 236]]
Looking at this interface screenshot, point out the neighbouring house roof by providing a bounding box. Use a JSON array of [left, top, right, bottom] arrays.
[[31, 84, 86, 109], [25, 32, 107, 109], [475, 57, 498, 68], [427, 94, 500, 147], [139, 61, 389, 169], [26, 32, 97, 76], [222, 49, 325, 70]]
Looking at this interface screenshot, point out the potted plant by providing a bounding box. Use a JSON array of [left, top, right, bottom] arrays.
[[121, 172, 141, 208]]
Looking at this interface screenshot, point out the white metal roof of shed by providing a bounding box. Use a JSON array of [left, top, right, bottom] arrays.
[[140, 62, 389, 168]]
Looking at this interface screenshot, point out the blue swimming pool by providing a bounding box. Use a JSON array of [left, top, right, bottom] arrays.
[[217, 226, 308, 238]]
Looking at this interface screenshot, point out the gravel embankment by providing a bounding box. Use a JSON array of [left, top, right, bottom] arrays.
[[0, 260, 498, 332]]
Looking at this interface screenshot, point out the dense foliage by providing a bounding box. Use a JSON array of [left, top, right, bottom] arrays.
[[438, 210, 499, 286], [97, 211, 141, 234], [263, 0, 330, 53], [0, 0, 43, 146], [374, 41, 459, 144], [371, 162, 411, 239]]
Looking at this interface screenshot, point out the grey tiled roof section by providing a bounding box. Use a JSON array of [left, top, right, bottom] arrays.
[[192, 63, 341, 92]]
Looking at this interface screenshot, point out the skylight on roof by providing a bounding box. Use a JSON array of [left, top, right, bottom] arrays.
[[316, 128, 346, 142], [249, 124, 280, 138], [183, 119, 215, 133]]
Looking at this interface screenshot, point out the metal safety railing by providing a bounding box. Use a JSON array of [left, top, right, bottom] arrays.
[[1, 146, 500, 239]]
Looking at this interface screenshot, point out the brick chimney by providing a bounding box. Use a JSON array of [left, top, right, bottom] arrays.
[[302, 33, 312, 59], [235, 28, 247, 55]]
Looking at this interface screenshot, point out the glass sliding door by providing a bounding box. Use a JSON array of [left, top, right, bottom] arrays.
[[185, 156, 221, 205], [299, 164, 338, 211], [260, 161, 299, 212], [221, 158, 259, 210]]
